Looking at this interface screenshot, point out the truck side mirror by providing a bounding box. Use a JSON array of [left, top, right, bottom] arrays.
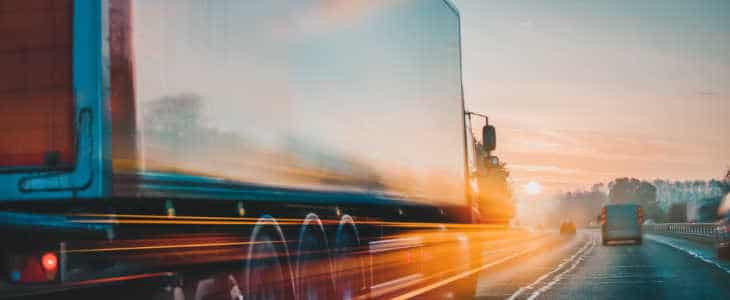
[[482, 125, 496, 152]]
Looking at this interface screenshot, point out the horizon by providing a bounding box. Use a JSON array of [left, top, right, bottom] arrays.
[[455, 0, 730, 198]]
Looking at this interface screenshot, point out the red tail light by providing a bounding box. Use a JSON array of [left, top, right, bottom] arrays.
[[10, 252, 59, 283], [41, 252, 58, 273], [637, 207, 644, 224]]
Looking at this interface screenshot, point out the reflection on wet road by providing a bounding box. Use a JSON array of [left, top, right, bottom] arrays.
[[474, 230, 730, 300]]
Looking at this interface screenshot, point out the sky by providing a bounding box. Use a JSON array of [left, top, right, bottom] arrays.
[[454, 0, 730, 197], [127, 0, 727, 203]]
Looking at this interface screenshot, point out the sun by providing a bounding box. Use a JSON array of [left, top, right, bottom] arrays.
[[525, 181, 542, 195]]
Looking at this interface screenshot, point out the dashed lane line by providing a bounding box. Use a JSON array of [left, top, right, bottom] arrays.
[[507, 235, 596, 300]]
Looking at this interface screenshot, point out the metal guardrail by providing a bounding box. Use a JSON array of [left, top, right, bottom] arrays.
[[643, 223, 720, 242]]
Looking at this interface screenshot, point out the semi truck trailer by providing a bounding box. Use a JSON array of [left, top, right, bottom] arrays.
[[0, 1, 504, 298]]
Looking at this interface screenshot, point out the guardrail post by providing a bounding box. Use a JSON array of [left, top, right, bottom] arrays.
[[646, 222, 718, 242]]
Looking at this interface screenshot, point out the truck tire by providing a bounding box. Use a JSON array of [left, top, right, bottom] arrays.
[[244, 216, 295, 300], [296, 213, 335, 300], [334, 215, 366, 300]]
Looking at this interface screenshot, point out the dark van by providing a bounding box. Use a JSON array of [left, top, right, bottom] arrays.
[[601, 204, 643, 245]]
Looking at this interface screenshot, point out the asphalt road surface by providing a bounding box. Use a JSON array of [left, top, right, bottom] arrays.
[[473, 230, 730, 300], [12, 229, 729, 299]]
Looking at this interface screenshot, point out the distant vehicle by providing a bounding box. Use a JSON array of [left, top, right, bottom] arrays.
[[560, 221, 577, 235], [601, 204, 643, 245]]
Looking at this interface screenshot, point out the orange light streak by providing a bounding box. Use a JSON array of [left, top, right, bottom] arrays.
[[70, 213, 511, 231], [65, 241, 265, 253]]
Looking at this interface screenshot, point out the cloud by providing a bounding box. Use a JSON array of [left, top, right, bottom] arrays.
[[509, 164, 578, 175]]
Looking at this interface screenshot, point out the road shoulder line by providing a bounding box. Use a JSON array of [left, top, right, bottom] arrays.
[[645, 234, 730, 275]]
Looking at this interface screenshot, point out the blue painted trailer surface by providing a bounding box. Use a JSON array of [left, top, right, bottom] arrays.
[[2, 0, 471, 210], [0, 2, 110, 201], [115, 0, 470, 207]]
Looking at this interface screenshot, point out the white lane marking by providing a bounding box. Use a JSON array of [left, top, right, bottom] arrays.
[[645, 234, 730, 275], [526, 237, 596, 300], [390, 237, 553, 300], [506, 236, 594, 300]]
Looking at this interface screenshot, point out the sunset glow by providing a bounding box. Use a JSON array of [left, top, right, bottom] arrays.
[[525, 181, 542, 196], [456, 0, 730, 195]]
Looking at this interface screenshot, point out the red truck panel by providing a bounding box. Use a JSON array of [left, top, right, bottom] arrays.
[[0, 0, 74, 168]]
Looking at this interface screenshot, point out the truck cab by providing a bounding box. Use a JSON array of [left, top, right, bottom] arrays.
[[464, 113, 513, 224]]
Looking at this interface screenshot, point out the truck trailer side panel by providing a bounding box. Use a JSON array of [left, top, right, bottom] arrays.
[[112, 0, 467, 208], [0, 1, 485, 298]]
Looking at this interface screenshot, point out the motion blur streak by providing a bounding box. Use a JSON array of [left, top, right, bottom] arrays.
[[70, 213, 511, 229], [65, 272, 174, 287], [65, 241, 259, 254], [389, 234, 551, 300], [57, 213, 552, 299], [507, 237, 595, 300]]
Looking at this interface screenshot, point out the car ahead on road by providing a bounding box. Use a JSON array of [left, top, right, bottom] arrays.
[[560, 220, 577, 235], [601, 204, 643, 245]]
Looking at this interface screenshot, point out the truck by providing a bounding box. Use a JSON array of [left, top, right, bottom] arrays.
[[600, 204, 644, 245], [466, 113, 514, 224], [0, 1, 505, 298]]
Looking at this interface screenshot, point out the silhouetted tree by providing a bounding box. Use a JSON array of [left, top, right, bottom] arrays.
[[667, 203, 687, 223], [472, 140, 513, 224], [551, 185, 608, 227], [475, 160, 513, 224], [565, 172, 730, 223]]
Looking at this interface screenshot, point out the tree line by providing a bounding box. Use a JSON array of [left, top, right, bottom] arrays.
[[551, 168, 729, 225]]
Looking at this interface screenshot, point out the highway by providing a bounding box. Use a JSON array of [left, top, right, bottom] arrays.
[[469, 230, 730, 300], [8, 227, 730, 299]]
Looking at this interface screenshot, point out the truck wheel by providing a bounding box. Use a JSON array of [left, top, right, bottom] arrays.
[[296, 213, 335, 300], [334, 215, 366, 300], [244, 216, 295, 300]]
